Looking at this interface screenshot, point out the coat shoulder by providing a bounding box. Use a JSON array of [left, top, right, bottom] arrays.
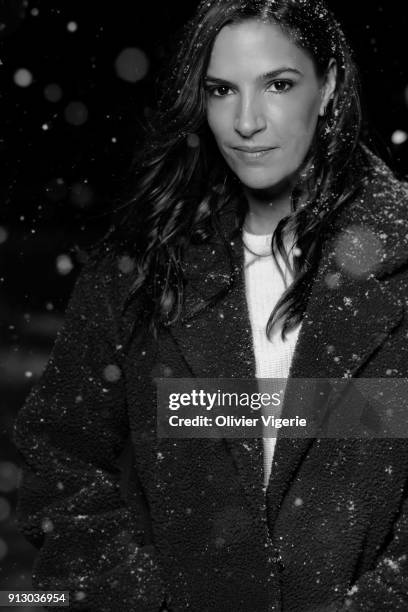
[[335, 147, 408, 278], [72, 249, 147, 339]]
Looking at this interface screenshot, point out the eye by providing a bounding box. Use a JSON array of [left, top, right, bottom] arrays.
[[205, 80, 294, 97], [204, 85, 231, 98], [205, 85, 234, 98], [267, 80, 293, 94]]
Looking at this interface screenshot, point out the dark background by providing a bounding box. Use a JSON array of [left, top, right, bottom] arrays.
[[1, 0, 408, 605]]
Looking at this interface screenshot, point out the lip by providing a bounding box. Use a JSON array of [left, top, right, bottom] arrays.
[[232, 146, 277, 163], [233, 146, 276, 152]]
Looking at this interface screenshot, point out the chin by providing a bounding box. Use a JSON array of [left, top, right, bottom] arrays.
[[236, 170, 288, 192]]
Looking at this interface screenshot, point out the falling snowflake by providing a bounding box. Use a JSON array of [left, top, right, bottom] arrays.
[[118, 256, 135, 274], [56, 254, 74, 275], [0, 227, 8, 244], [44, 83, 63, 102], [14, 68, 33, 87], [187, 133, 200, 148], [114, 48, 150, 83], [64, 101, 88, 126], [391, 130, 408, 146], [334, 225, 384, 278]]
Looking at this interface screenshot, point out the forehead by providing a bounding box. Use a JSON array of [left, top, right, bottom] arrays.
[[207, 19, 315, 77]]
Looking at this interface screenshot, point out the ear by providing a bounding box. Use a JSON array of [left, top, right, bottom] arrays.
[[319, 58, 337, 117]]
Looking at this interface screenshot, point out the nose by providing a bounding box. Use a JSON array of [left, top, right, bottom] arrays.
[[234, 94, 267, 138]]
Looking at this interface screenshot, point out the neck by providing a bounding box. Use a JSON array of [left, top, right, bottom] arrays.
[[243, 185, 293, 236]]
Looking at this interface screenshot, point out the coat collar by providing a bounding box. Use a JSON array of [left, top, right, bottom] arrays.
[[167, 157, 406, 525]]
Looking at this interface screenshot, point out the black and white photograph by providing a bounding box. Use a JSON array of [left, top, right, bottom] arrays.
[[2, 0, 408, 610]]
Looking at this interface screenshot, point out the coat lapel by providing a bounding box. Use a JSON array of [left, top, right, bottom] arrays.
[[168, 207, 266, 517], [168, 198, 404, 525], [265, 241, 404, 526]]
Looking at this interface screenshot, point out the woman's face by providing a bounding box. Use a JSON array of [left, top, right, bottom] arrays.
[[205, 19, 336, 193]]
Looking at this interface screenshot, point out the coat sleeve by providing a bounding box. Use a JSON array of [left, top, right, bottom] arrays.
[[12, 256, 166, 612], [337, 482, 408, 612]]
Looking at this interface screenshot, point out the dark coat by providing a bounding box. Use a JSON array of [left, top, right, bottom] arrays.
[[13, 152, 408, 612]]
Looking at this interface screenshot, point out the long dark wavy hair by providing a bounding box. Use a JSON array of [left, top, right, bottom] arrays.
[[92, 0, 371, 341]]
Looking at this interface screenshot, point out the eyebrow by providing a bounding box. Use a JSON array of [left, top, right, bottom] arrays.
[[204, 67, 302, 85]]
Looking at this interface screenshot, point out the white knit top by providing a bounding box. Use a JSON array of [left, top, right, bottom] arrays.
[[242, 228, 301, 488]]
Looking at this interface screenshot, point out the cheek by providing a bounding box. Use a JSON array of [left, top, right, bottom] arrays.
[[277, 99, 320, 147], [206, 105, 230, 142]]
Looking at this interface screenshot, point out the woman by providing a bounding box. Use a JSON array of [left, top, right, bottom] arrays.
[[13, 0, 408, 611]]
